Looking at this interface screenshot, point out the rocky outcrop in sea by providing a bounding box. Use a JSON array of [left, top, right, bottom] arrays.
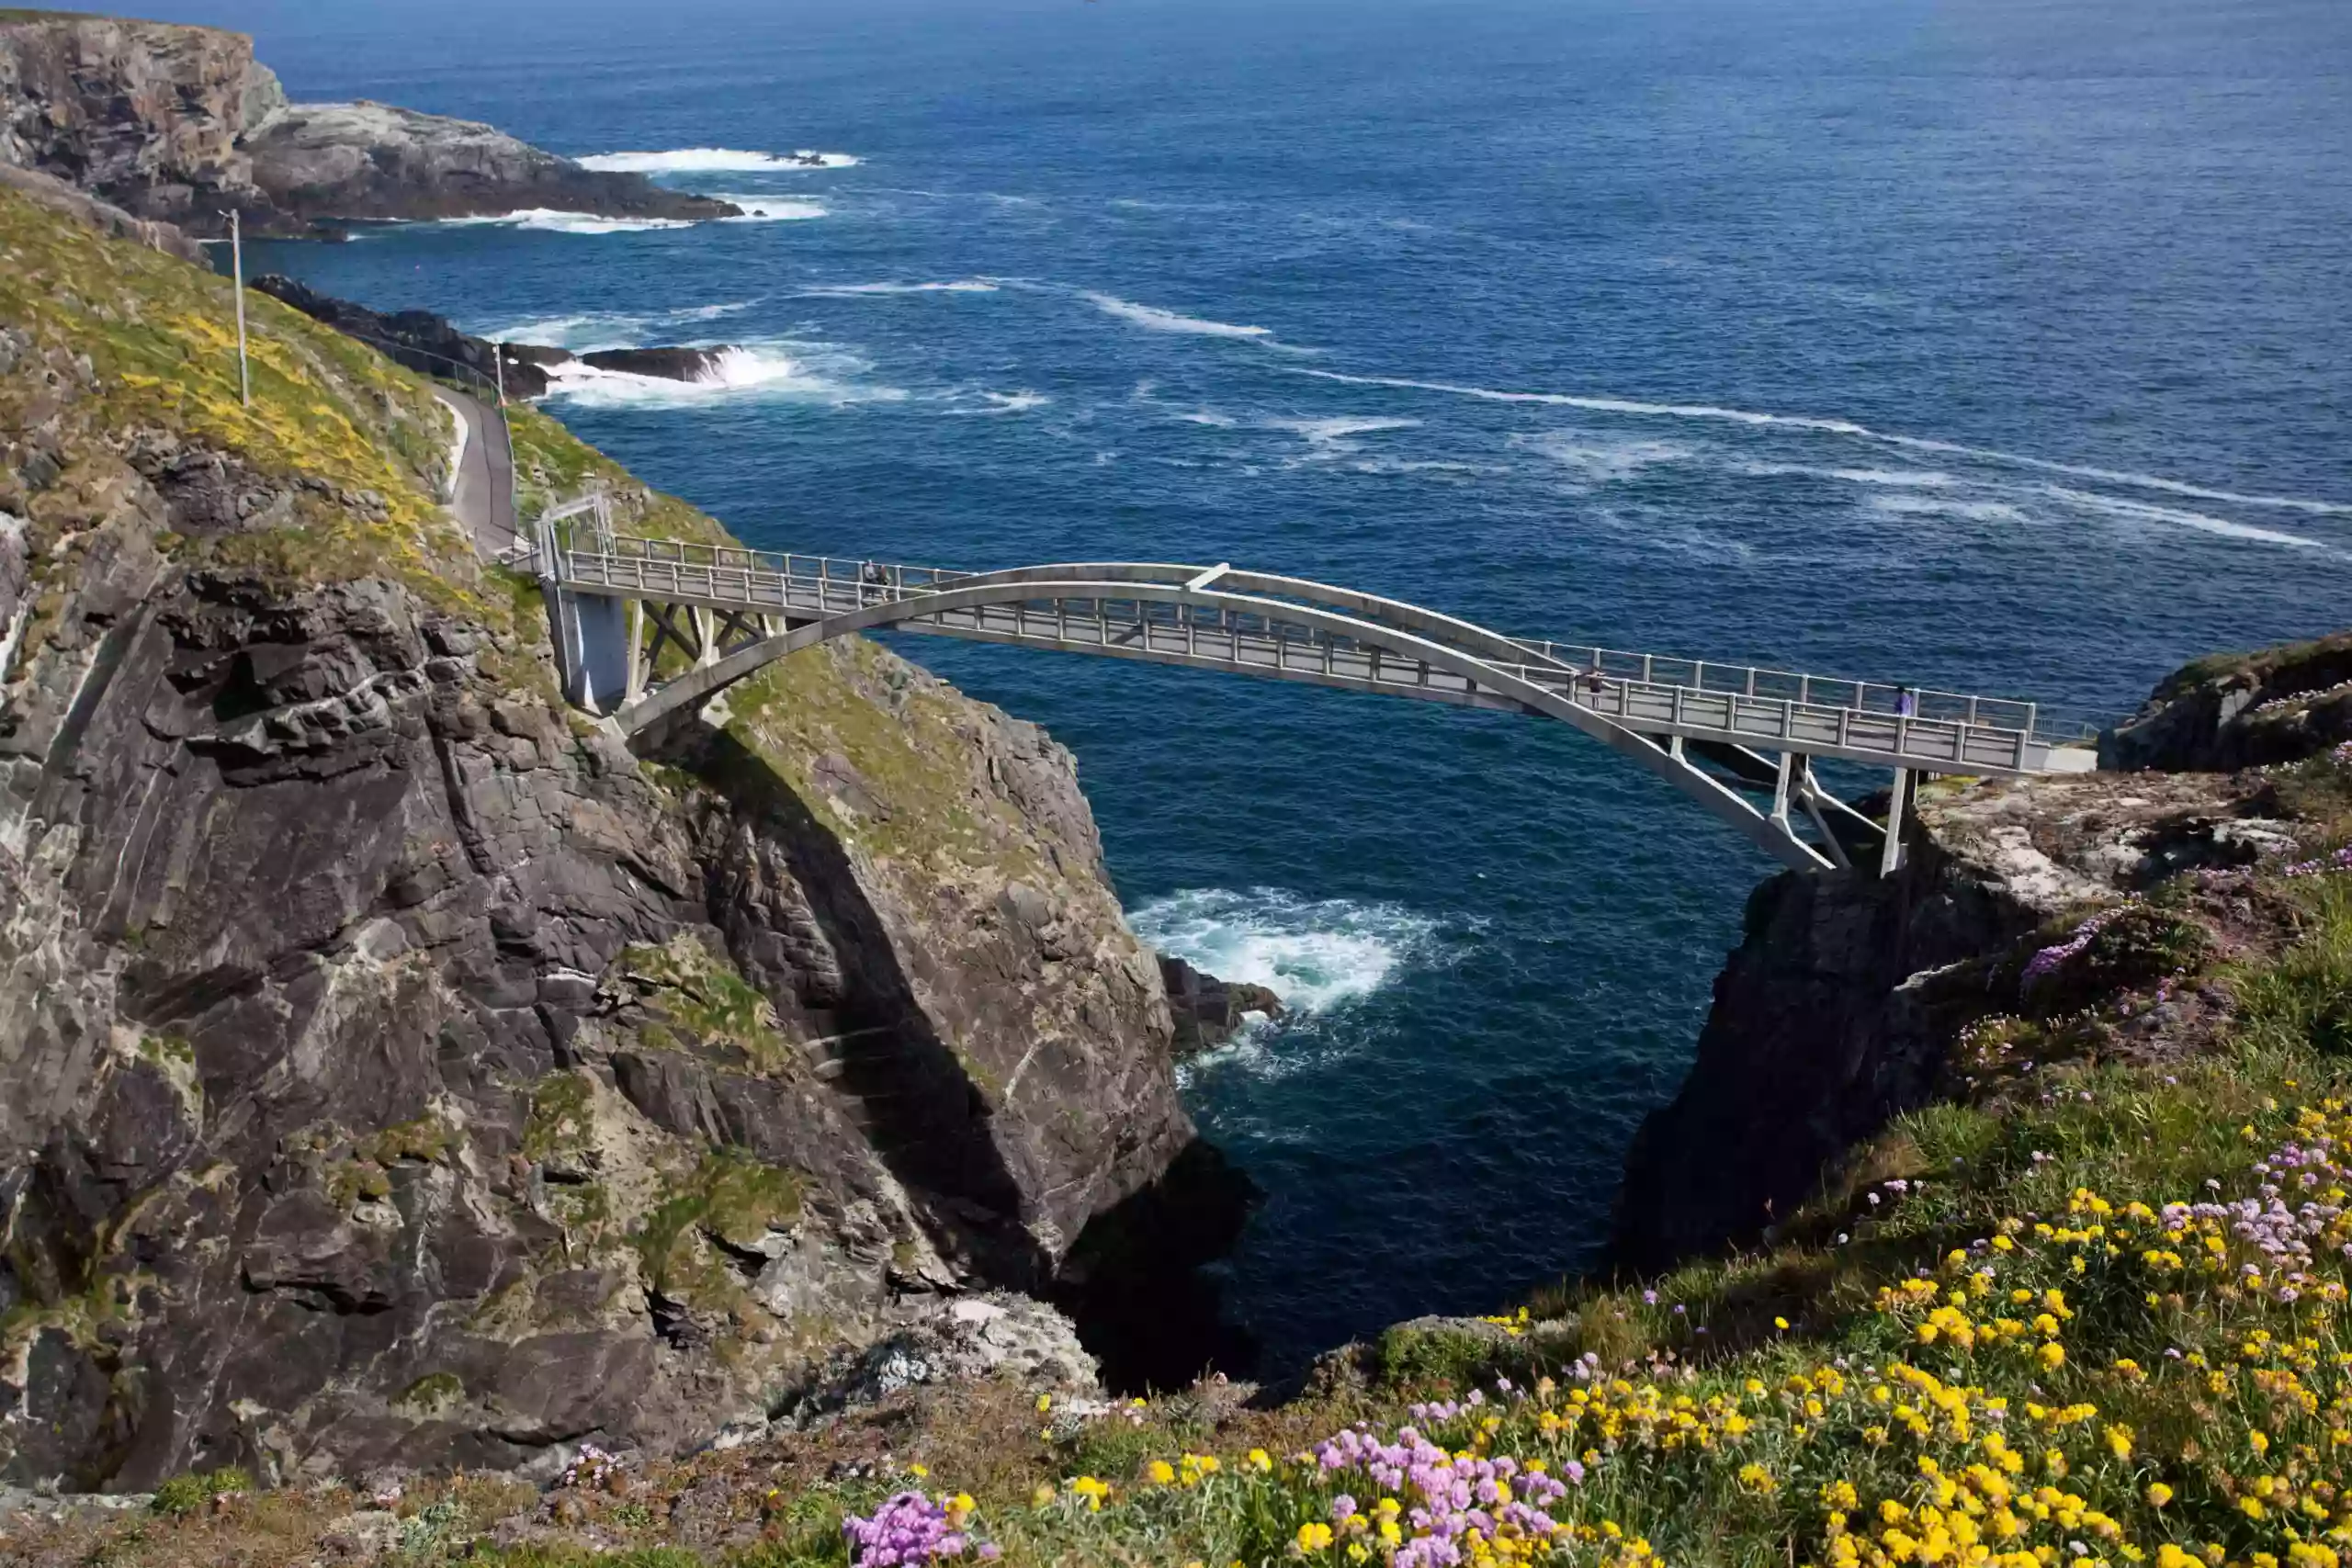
[[0, 12, 734, 240]]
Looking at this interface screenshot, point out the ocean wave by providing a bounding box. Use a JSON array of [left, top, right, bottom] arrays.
[[434, 209, 695, 234], [1131, 886, 1440, 1016], [1293, 367, 2352, 517], [1083, 291, 1274, 340], [540, 346, 904, 409], [469, 300, 757, 351], [800, 279, 1001, 297], [575, 148, 859, 173]]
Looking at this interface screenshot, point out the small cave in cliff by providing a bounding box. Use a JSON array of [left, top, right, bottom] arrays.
[[1051, 1139, 1260, 1394]]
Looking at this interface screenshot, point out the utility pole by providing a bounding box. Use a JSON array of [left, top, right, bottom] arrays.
[[224, 209, 250, 407]]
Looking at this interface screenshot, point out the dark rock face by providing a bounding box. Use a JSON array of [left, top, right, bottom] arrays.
[[253, 278, 733, 399], [0, 14, 730, 236], [2101, 630, 2352, 773], [1612, 763, 2292, 1273], [1159, 955, 1285, 1058], [0, 240, 1192, 1487], [252, 275, 537, 397], [580, 348, 732, 384], [242, 103, 737, 231]]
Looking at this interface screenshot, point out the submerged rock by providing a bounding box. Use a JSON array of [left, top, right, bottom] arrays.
[[1159, 954, 1285, 1058]]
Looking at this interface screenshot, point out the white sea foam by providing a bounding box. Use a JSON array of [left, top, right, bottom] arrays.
[[801, 279, 1001, 297], [1293, 368, 2352, 517], [575, 148, 859, 173], [1130, 886, 1439, 1016], [1521, 431, 1698, 484], [1083, 291, 1274, 340], [1268, 415, 1420, 454], [1867, 493, 2029, 525], [712, 197, 829, 222], [435, 209, 695, 235], [470, 300, 757, 352], [541, 346, 903, 409], [960, 390, 1049, 415], [2033, 486, 2336, 551]]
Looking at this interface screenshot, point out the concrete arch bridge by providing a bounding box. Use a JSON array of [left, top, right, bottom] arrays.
[[530, 496, 2095, 875]]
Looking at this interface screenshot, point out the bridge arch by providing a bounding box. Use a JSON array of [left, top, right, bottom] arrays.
[[613, 574, 1835, 871]]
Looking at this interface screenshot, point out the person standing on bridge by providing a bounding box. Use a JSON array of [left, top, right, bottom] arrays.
[[1896, 685, 1917, 719], [859, 560, 888, 605]]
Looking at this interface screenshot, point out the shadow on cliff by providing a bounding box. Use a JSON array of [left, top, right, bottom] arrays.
[[645, 721, 1055, 1290], [1052, 1139, 1260, 1394]]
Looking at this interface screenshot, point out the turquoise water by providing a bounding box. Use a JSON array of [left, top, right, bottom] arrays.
[[189, 0, 2352, 1371]]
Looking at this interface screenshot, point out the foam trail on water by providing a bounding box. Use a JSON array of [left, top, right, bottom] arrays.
[[1084, 291, 1274, 340], [1521, 430, 1699, 484], [2033, 485, 2336, 551], [1130, 887, 1438, 1016], [802, 280, 1001, 297], [576, 148, 860, 172], [1294, 368, 2352, 517]]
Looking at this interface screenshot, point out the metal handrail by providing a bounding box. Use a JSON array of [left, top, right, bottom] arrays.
[[568, 535, 2067, 737], [553, 542, 2054, 772]]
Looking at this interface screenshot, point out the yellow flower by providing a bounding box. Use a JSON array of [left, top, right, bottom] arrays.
[[2145, 1483, 2174, 1507], [908, 1463, 929, 1478], [2038, 1342, 2065, 1371], [1248, 1449, 1273, 1472], [1148, 1460, 1177, 1485], [1035, 1393, 1052, 1413], [1774, 1316, 1791, 1331], [1296, 1521, 1336, 1552], [1031, 1483, 1057, 1507], [1737, 1463, 1777, 1495]]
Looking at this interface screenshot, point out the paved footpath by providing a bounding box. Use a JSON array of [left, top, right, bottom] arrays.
[[437, 388, 519, 559]]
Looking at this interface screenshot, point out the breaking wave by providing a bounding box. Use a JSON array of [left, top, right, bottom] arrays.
[[469, 300, 757, 352], [434, 209, 695, 234], [575, 148, 860, 172], [1130, 887, 1440, 1016], [540, 346, 903, 409]]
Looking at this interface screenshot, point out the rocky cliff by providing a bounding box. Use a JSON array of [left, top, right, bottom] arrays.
[[0, 186, 1191, 1491], [0, 12, 730, 238], [1614, 676, 2332, 1271]]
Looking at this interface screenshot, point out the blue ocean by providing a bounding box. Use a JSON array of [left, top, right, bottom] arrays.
[[172, 0, 2352, 1372]]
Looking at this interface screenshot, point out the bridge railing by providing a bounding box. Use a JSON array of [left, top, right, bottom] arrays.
[[550, 540, 2060, 772], [1512, 640, 2038, 739]]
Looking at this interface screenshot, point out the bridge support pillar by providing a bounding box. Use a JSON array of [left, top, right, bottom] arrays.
[[625, 599, 647, 705], [1880, 768, 1912, 878], [695, 607, 718, 670], [551, 588, 633, 714]]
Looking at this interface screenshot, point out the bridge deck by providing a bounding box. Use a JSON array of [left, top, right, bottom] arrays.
[[550, 538, 2064, 778]]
